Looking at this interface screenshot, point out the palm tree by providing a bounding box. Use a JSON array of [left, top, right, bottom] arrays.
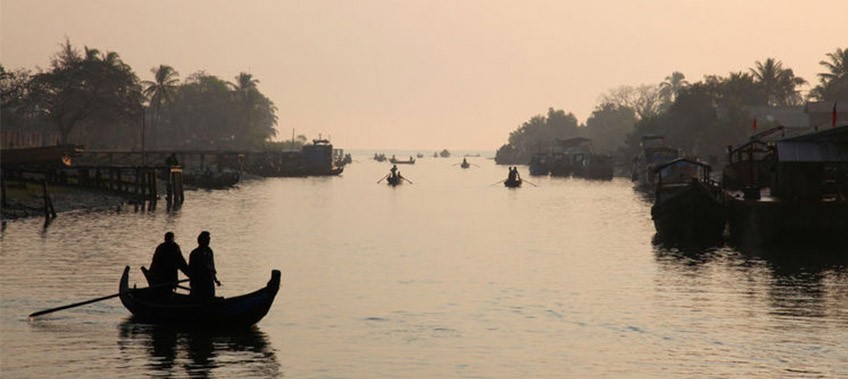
[[228, 72, 260, 147], [659, 71, 689, 104], [810, 47, 848, 101], [750, 58, 807, 106], [142, 65, 180, 148], [229, 72, 259, 93]]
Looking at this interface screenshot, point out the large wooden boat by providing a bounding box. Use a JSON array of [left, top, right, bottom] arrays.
[[651, 158, 727, 244], [723, 125, 848, 247], [119, 266, 281, 327]]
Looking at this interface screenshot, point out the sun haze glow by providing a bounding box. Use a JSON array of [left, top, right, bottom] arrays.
[[2, 0, 846, 150]]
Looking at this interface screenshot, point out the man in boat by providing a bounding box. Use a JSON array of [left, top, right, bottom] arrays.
[[189, 231, 221, 300], [147, 232, 190, 299], [390, 165, 398, 180]]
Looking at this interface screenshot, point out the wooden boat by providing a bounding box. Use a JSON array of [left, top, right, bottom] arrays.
[[632, 135, 680, 193], [386, 175, 403, 186], [723, 125, 848, 247], [651, 158, 727, 243], [119, 266, 281, 327], [528, 153, 550, 176], [460, 161, 471, 169], [183, 170, 240, 189], [389, 157, 415, 164], [504, 178, 522, 188]]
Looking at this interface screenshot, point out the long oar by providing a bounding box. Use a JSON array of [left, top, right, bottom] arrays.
[[376, 174, 389, 184], [401, 176, 414, 184], [523, 179, 538, 187], [489, 179, 506, 187], [29, 278, 189, 318]]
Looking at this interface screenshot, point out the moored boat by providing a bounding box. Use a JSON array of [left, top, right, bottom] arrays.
[[651, 158, 727, 244], [723, 125, 848, 247], [389, 156, 416, 164], [119, 266, 281, 328], [632, 135, 680, 193]]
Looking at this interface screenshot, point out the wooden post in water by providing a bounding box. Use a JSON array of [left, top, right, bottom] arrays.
[[174, 168, 184, 205], [1, 170, 6, 207], [166, 168, 173, 210], [41, 179, 56, 224], [147, 169, 157, 211]]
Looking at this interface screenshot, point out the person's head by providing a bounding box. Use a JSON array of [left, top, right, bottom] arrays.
[[197, 231, 211, 246], [164, 232, 175, 242]]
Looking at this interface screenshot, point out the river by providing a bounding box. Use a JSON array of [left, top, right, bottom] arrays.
[[1, 151, 846, 378]]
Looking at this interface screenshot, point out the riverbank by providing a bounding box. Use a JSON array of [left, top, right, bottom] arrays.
[[1, 182, 131, 220]]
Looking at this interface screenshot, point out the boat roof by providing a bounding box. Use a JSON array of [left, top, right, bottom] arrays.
[[775, 125, 848, 162], [655, 157, 711, 171]]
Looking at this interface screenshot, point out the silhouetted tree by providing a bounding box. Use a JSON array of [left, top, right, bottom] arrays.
[[750, 58, 807, 106], [142, 65, 180, 148], [584, 102, 638, 153], [27, 40, 142, 145], [659, 71, 689, 108], [809, 47, 848, 101], [495, 107, 579, 164]]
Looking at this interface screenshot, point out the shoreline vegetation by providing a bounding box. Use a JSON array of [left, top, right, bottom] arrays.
[[494, 48, 847, 165]]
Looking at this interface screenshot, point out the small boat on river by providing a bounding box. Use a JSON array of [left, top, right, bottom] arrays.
[[389, 156, 416, 164], [504, 178, 522, 188], [119, 266, 281, 328], [387, 175, 403, 186]]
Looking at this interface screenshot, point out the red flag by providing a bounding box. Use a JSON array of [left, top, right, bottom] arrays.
[[753, 117, 757, 131], [833, 101, 838, 128]]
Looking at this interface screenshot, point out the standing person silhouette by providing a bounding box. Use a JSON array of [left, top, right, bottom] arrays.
[[189, 231, 221, 300], [147, 232, 190, 299]]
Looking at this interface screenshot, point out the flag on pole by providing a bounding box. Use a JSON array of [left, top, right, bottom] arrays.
[[833, 101, 838, 128], [753, 117, 757, 131]]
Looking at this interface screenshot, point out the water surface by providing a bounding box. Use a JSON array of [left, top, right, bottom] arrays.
[[2, 151, 846, 377]]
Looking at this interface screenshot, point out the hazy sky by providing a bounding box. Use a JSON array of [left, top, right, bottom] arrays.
[[2, 0, 846, 150]]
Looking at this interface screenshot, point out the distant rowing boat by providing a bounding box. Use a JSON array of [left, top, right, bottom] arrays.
[[504, 178, 522, 188], [389, 157, 415, 164]]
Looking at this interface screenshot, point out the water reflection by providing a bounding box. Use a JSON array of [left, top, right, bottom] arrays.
[[118, 321, 281, 378], [741, 244, 848, 322], [654, 242, 848, 323]]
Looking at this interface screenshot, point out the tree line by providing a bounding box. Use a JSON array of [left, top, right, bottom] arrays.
[[495, 47, 848, 165], [1, 39, 294, 151]]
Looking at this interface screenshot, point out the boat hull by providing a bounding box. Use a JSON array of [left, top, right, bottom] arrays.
[[651, 182, 727, 244], [727, 195, 848, 247], [119, 266, 281, 328], [504, 178, 522, 188]]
